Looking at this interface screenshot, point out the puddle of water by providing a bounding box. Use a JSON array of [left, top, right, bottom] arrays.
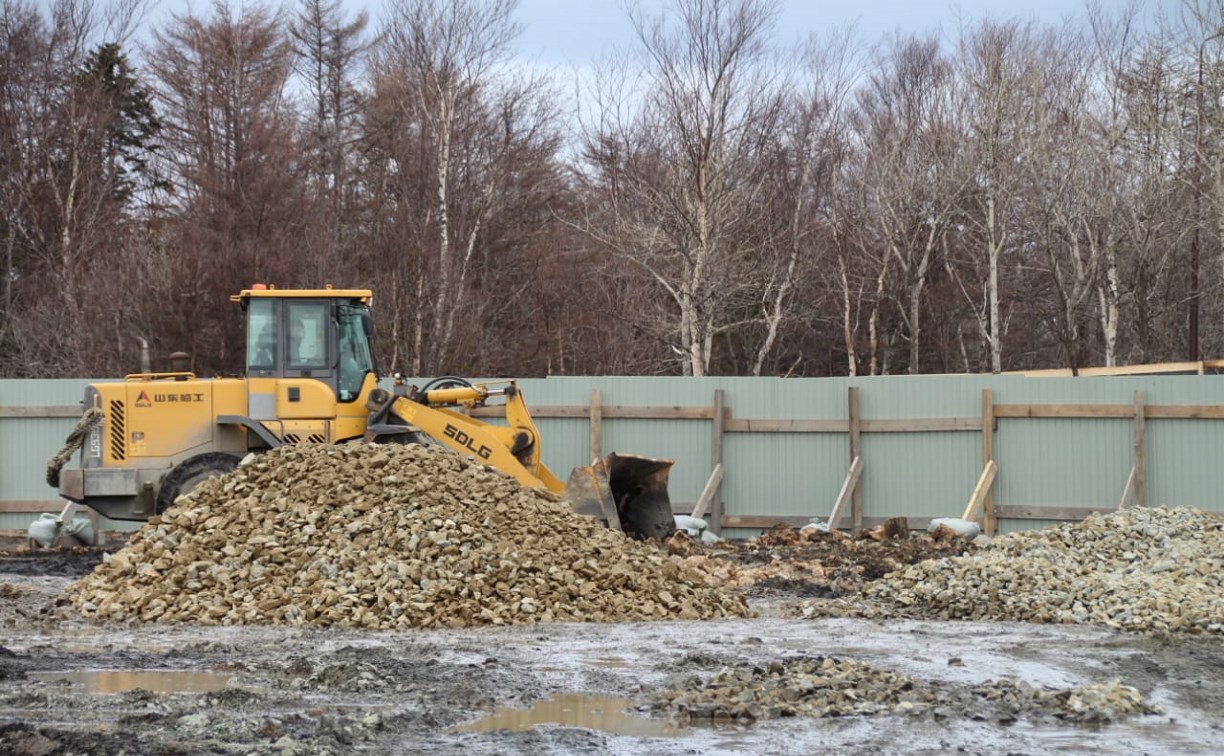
[[453, 693, 685, 738], [29, 670, 233, 694], [1012, 720, 1210, 754]]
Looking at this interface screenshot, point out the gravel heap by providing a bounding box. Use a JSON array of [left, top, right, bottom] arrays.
[[655, 655, 1161, 724], [66, 444, 751, 628], [806, 506, 1224, 634]]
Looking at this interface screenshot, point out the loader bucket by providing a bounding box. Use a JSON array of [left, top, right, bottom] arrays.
[[565, 453, 675, 540]]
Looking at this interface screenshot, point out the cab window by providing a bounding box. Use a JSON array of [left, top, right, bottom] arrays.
[[247, 299, 278, 371], [337, 305, 374, 402], [287, 302, 329, 370]]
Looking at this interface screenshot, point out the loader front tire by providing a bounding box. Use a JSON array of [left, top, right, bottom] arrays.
[[155, 452, 242, 514]]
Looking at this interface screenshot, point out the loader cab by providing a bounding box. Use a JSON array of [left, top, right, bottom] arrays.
[[237, 286, 376, 403]]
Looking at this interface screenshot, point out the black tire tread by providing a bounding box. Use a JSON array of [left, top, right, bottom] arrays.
[[155, 452, 242, 514]]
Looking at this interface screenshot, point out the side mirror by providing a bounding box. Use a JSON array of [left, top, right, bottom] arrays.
[[361, 311, 374, 337]]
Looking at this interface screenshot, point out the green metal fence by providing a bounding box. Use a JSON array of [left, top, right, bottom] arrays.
[[4, 374, 1222, 538]]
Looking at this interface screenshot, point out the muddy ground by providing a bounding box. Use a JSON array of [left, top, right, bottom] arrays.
[[2, 540, 1224, 755]]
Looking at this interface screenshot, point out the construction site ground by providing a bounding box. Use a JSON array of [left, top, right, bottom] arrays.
[[2, 534, 1223, 755]]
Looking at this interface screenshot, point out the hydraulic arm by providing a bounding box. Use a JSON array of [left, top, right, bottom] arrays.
[[364, 381, 564, 493], [363, 379, 675, 539]]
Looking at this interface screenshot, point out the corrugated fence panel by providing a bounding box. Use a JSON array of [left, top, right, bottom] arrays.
[[0, 379, 92, 501], [722, 431, 842, 513], [5, 373, 1224, 536], [1146, 418, 1217, 509], [714, 375, 855, 419], [1132, 376, 1224, 510], [0, 379, 141, 532], [854, 375, 987, 524], [860, 431, 980, 520], [705, 378, 845, 538], [987, 375, 1224, 533], [994, 377, 1127, 517], [995, 416, 1129, 506], [517, 377, 720, 502]]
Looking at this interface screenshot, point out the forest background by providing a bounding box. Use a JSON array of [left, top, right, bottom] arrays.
[[1, 0, 1220, 379]]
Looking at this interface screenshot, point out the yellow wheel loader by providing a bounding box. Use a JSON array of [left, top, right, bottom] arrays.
[[38, 285, 674, 545]]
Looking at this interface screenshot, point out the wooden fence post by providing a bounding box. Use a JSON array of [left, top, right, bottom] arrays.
[[1133, 390, 1146, 508], [589, 389, 602, 463], [981, 388, 996, 534], [848, 386, 862, 534], [708, 389, 726, 533]]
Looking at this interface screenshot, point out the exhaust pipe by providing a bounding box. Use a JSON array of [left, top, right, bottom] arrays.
[[136, 336, 151, 374]]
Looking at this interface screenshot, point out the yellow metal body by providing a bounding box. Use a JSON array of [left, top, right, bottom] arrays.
[[229, 285, 373, 303], [243, 375, 376, 442], [65, 369, 382, 519], [95, 375, 249, 463], [57, 284, 673, 539], [93, 372, 380, 458], [58, 286, 383, 520], [379, 384, 565, 494]]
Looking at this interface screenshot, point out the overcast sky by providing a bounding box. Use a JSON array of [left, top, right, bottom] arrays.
[[510, 0, 1127, 63], [139, 1, 1181, 61], [327, 0, 1178, 66]]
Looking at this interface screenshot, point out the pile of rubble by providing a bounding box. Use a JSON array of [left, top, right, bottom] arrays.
[[805, 507, 1224, 634], [66, 444, 751, 628], [669, 521, 975, 597], [655, 655, 1161, 724]]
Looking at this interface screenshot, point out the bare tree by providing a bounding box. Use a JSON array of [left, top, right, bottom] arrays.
[[851, 34, 963, 373], [370, 0, 550, 375], [147, 0, 305, 373], [948, 20, 1055, 373], [1013, 22, 1103, 371], [290, 0, 370, 276], [1170, 0, 1224, 360], [744, 29, 856, 376], [1081, 2, 1144, 367], [825, 166, 879, 375], [0, 0, 155, 376], [576, 0, 783, 376]]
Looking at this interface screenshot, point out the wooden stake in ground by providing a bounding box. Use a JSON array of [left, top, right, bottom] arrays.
[[689, 463, 724, 522], [826, 456, 864, 532], [961, 460, 998, 523]]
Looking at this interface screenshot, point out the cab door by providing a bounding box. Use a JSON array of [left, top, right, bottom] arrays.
[[277, 299, 338, 423]]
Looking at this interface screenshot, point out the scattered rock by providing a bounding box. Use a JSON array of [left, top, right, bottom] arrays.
[[805, 507, 1224, 634], [654, 655, 1162, 725], [756, 523, 800, 547], [671, 524, 974, 596]]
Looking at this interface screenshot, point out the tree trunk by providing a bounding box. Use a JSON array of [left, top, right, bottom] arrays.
[[906, 226, 937, 373], [839, 255, 857, 376], [987, 195, 1003, 374], [431, 100, 453, 371], [868, 257, 890, 375]]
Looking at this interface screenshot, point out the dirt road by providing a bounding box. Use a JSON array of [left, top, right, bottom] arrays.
[[2, 546, 1223, 755]]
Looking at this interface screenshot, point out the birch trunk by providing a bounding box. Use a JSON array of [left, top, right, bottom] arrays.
[[986, 195, 1003, 374]]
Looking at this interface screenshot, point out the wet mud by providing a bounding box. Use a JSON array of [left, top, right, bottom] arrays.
[[0, 546, 104, 578], [2, 542, 1223, 754]]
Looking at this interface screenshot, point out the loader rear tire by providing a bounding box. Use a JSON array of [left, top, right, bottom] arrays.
[[155, 453, 242, 515]]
